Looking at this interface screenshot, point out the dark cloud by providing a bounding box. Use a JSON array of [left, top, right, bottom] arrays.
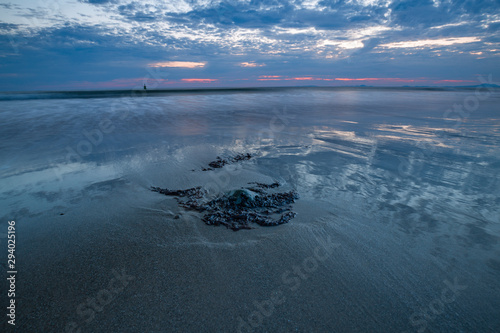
[[453, 0, 500, 14], [163, 1, 293, 27], [389, 0, 500, 28], [0, 23, 20, 31], [117, 2, 160, 22], [161, 0, 389, 30], [284, 8, 387, 29], [79, 0, 117, 4], [389, 0, 453, 27]]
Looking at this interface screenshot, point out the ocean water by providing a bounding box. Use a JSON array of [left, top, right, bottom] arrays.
[[2, 88, 499, 221], [1, 87, 499, 332]]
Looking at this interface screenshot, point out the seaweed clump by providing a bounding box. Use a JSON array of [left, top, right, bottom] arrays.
[[202, 153, 252, 171], [151, 183, 299, 231], [151, 186, 207, 210]]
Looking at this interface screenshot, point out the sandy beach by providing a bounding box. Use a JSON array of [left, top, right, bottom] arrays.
[[1, 88, 499, 332]]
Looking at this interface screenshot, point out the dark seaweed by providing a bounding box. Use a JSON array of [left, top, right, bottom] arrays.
[[151, 182, 298, 231], [151, 186, 207, 210], [247, 181, 280, 193], [248, 181, 280, 189], [202, 153, 252, 171], [208, 157, 228, 169], [151, 186, 205, 198]]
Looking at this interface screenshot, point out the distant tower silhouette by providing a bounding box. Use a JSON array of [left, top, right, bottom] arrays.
[[144, 84, 147, 90]]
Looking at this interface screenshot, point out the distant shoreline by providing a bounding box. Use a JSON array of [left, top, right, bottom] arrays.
[[1, 85, 498, 101]]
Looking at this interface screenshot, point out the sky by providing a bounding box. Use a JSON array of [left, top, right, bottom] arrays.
[[0, 0, 499, 91]]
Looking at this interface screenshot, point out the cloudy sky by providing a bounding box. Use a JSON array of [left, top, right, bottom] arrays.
[[0, 0, 499, 90]]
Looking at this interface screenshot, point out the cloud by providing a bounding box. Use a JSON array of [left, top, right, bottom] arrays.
[[286, 77, 334, 80], [257, 75, 335, 81], [164, 1, 293, 28], [433, 79, 476, 83], [257, 75, 283, 80], [0, 0, 499, 90], [181, 78, 217, 82], [239, 62, 266, 67], [318, 39, 365, 49], [389, 0, 451, 27], [149, 61, 207, 68], [79, 0, 117, 4], [0, 23, 21, 32], [379, 37, 481, 49], [335, 77, 418, 82]]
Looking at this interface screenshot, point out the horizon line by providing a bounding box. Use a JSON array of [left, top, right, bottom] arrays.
[[1, 84, 498, 95]]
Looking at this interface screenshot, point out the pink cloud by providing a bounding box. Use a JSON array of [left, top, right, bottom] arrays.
[[433, 79, 476, 83], [334, 77, 416, 82], [259, 75, 282, 78], [181, 78, 217, 83], [286, 77, 315, 80], [258, 76, 334, 81], [285, 77, 334, 81]]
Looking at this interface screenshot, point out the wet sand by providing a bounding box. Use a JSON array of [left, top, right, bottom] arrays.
[[1, 88, 499, 332]]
